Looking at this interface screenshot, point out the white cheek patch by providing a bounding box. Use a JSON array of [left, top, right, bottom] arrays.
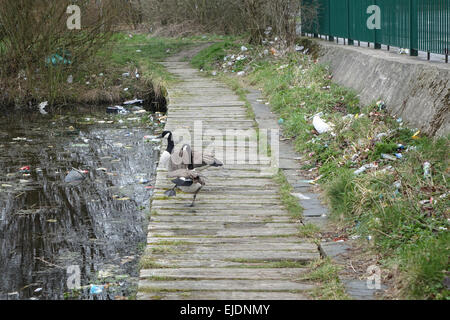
[[160, 151, 171, 168]]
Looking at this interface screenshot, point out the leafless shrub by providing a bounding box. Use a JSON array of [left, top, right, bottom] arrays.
[[0, 0, 127, 105], [140, 0, 318, 44]]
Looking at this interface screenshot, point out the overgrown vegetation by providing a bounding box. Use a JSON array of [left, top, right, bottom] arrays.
[[275, 170, 304, 220], [191, 38, 449, 300], [0, 0, 121, 107], [301, 258, 350, 300], [0, 1, 206, 109], [135, 0, 318, 45]]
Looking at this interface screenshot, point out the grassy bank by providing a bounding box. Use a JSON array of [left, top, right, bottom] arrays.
[[190, 39, 449, 300], [0, 33, 221, 110]]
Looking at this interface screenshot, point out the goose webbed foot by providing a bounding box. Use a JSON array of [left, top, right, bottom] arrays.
[[164, 186, 177, 197]]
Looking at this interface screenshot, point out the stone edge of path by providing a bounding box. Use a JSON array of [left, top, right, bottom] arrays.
[[245, 88, 385, 300]]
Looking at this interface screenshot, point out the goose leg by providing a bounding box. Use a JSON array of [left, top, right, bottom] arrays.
[[186, 186, 202, 207], [164, 185, 177, 197]]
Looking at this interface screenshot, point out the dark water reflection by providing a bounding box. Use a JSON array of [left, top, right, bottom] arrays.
[[0, 109, 160, 300]]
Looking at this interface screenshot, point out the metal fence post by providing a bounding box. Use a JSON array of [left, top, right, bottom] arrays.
[[409, 0, 418, 56], [374, 0, 381, 49], [328, 0, 334, 42], [347, 0, 354, 45]]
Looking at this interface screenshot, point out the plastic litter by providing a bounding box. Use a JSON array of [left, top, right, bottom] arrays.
[[241, 46, 248, 52], [313, 114, 333, 134], [38, 101, 48, 115], [45, 50, 72, 66], [65, 169, 87, 183], [20, 166, 31, 173], [123, 99, 143, 105], [381, 153, 397, 161], [67, 75, 73, 84], [376, 100, 386, 111], [423, 162, 431, 179], [90, 285, 104, 295], [138, 178, 150, 184], [375, 132, 388, 140], [106, 106, 128, 115], [278, 118, 284, 125], [354, 163, 378, 175], [412, 130, 421, 140], [237, 71, 245, 76]]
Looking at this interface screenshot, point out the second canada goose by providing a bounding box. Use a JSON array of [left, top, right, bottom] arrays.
[[165, 169, 206, 207]]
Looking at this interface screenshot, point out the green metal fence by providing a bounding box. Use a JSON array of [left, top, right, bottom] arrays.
[[303, 0, 450, 61]]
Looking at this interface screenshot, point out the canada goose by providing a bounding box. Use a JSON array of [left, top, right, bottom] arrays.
[[160, 131, 223, 171], [165, 169, 206, 207], [160, 131, 175, 168]]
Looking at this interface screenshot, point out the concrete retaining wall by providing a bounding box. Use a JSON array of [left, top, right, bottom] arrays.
[[316, 40, 449, 137]]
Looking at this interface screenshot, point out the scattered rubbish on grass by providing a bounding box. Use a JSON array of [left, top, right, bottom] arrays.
[[278, 118, 284, 125], [412, 130, 421, 140], [123, 99, 143, 105], [354, 163, 378, 175], [98, 270, 114, 279], [313, 114, 333, 134], [38, 101, 48, 115], [90, 285, 104, 295], [376, 100, 386, 111], [45, 50, 72, 66], [381, 153, 397, 161], [423, 162, 432, 179], [67, 75, 73, 84]]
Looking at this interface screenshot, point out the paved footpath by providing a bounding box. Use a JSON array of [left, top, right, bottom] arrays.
[[137, 51, 320, 300]]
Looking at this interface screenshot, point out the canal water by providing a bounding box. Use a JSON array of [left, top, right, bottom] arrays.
[[0, 107, 162, 300]]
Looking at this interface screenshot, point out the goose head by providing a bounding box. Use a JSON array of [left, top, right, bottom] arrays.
[[161, 131, 173, 142]]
